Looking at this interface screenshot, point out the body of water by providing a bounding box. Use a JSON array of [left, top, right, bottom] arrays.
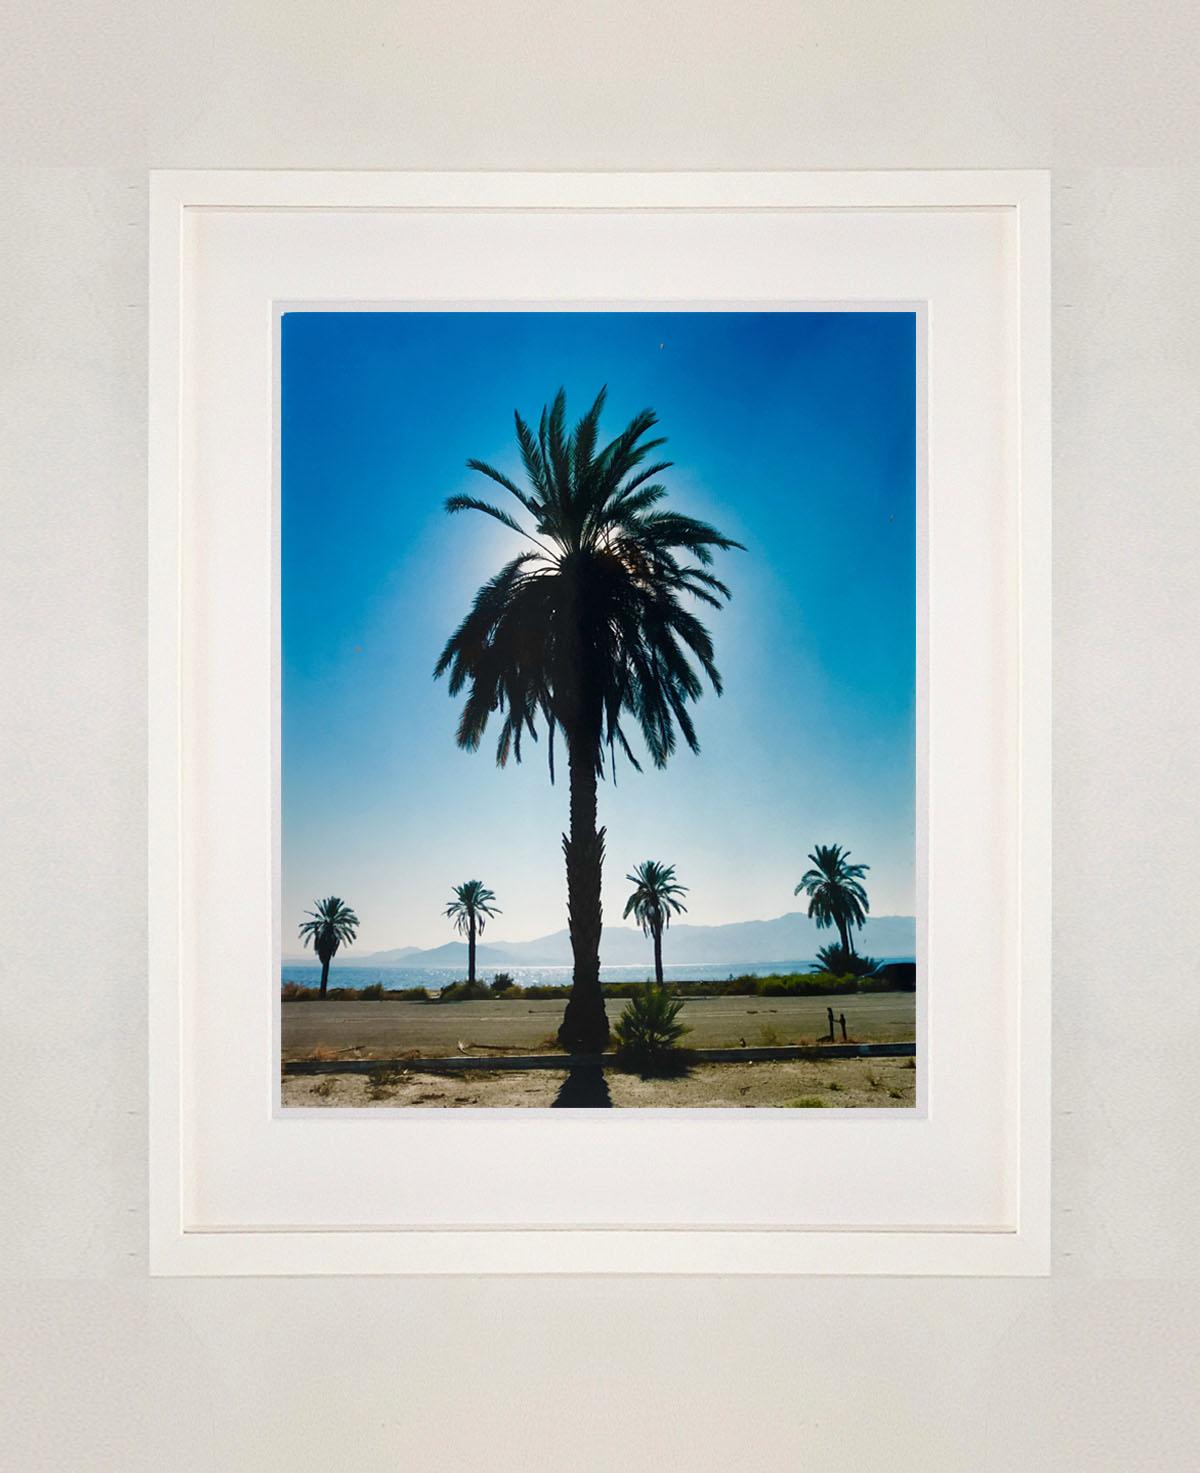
[[281, 959, 914, 990]]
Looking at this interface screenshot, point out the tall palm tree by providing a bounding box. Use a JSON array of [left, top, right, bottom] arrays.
[[444, 880, 501, 988], [435, 388, 741, 1051], [297, 896, 359, 998], [623, 860, 689, 987], [795, 844, 870, 956]]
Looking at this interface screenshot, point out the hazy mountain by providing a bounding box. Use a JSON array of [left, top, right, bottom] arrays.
[[291, 912, 915, 969], [344, 943, 448, 965], [282, 940, 518, 968], [368, 940, 522, 967]]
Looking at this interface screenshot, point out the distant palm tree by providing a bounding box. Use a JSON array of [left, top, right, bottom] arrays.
[[298, 896, 359, 998], [444, 880, 501, 988], [623, 860, 689, 987], [795, 844, 870, 957], [435, 388, 741, 1052]]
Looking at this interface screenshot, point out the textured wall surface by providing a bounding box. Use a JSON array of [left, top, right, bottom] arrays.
[[2, 3, 1198, 1468]]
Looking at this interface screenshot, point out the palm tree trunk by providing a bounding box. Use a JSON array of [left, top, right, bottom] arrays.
[[319, 955, 330, 998], [468, 918, 477, 988], [653, 924, 664, 987], [836, 916, 851, 956], [557, 737, 609, 1054]]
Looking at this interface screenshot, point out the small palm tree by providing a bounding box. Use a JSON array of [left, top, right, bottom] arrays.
[[435, 388, 741, 1052], [297, 896, 359, 998], [614, 984, 690, 1074], [623, 860, 689, 987], [444, 880, 501, 988], [795, 844, 870, 957]]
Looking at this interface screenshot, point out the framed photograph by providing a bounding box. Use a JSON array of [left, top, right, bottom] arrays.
[[149, 170, 1049, 1274]]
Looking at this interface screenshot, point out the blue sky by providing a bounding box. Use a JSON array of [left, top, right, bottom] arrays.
[[282, 310, 916, 951]]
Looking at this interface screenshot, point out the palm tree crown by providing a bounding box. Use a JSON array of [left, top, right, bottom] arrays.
[[795, 844, 870, 956], [623, 860, 689, 937], [444, 880, 501, 936], [298, 896, 359, 962], [434, 386, 743, 779]]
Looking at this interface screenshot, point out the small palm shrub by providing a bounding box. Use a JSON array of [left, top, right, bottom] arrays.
[[613, 984, 690, 1072], [490, 972, 514, 992], [814, 943, 878, 978]]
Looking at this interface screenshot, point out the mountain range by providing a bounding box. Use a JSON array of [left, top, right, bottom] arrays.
[[283, 912, 915, 969]]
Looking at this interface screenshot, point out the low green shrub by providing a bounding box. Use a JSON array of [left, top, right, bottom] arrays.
[[600, 980, 650, 999], [282, 981, 409, 1002], [490, 972, 515, 993], [438, 980, 493, 1002], [282, 968, 913, 1004], [726, 971, 859, 997]]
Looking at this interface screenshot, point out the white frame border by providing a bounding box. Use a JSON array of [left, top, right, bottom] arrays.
[[149, 170, 1050, 1276]]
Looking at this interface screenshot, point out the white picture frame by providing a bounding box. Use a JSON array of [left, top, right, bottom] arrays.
[[149, 170, 1050, 1276]]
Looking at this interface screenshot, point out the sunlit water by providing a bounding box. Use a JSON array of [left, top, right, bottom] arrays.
[[281, 959, 914, 990]]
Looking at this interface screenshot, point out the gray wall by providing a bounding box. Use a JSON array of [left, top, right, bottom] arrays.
[[2, 3, 1197, 1467]]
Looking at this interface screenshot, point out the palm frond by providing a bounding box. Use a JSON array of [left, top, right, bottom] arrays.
[[436, 388, 742, 779]]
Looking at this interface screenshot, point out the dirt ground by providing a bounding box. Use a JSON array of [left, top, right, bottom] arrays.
[[281, 1054, 918, 1109], [282, 992, 916, 1062]]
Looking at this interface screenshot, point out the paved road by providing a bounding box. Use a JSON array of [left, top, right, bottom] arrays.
[[282, 991, 916, 1060]]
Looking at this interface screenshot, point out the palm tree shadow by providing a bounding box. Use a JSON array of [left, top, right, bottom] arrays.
[[552, 1065, 613, 1108]]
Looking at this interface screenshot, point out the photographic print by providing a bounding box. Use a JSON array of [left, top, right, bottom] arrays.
[[280, 308, 917, 1108]]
